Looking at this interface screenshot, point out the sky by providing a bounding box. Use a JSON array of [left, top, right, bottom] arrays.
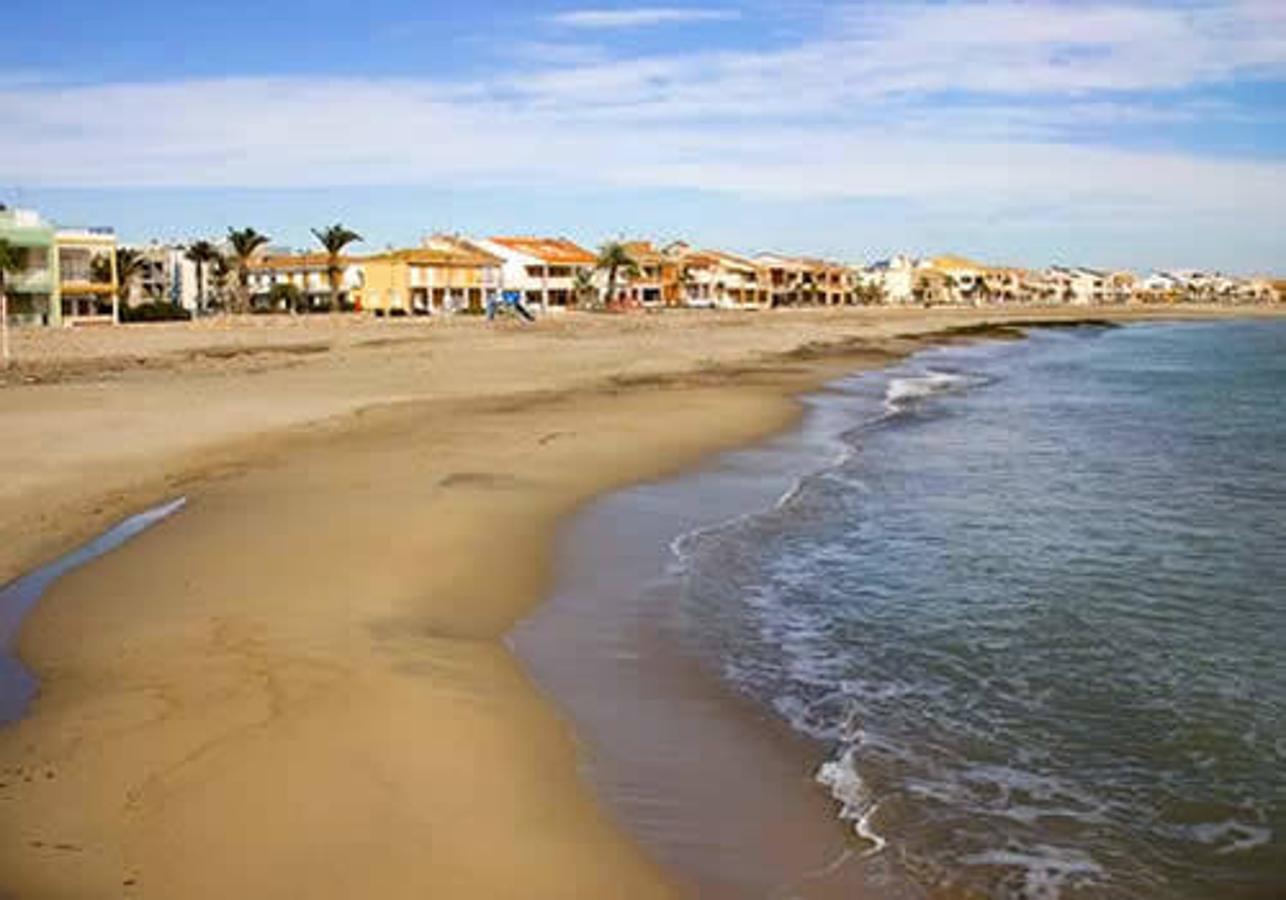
[[2, 0, 1285, 272]]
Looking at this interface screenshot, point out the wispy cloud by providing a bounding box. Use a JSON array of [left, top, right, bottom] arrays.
[[550, 7, 740, 29], [2, 1, 1284, 268]]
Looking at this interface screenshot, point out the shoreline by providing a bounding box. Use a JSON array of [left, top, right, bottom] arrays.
[[1, 308, 1281, 897]]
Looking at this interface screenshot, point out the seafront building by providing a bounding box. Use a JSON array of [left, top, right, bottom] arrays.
[[755, 254, 854, 306], [248, 252, 365, 311], [0, 207, 119, 326], [4, 202, 1282, 325], [129, 243, 201, 311], [473, 237, 597, 311], [361, 235, 502, 315], [618, 241, 681, 306], [666, 243, 769, 308]]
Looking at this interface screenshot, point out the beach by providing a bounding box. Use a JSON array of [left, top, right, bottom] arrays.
[[0, 306, 1280, 898]]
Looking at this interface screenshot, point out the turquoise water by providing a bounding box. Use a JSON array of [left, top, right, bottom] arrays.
[[680, 321, 1286, 898]]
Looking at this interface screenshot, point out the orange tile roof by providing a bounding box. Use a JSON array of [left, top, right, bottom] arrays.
[[489, 236, 596, 265], [373, 246, 501, 267], [249, 252, 357, 271], [621, 241, 666, 265], [684, 248, 762, 272]]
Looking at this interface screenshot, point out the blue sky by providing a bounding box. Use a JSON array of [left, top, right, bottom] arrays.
[[3, 0, 1285, 272]]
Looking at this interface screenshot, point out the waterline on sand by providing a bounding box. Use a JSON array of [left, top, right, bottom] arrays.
[[0, 498, 186, 724]]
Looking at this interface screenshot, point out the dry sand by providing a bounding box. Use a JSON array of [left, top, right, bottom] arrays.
[[0, 306, 1279, 898]]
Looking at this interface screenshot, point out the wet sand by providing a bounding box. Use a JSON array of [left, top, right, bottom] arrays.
[[1, 307, 1281, 898]]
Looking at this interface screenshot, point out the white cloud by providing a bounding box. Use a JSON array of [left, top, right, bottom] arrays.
[[550, 7, 740, 28], [1, 0, 1283, 266]]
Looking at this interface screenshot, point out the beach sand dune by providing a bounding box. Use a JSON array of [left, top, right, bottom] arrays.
[[0, 307, 1277, 897]]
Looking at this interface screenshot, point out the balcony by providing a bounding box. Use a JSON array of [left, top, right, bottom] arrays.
[[6, 269, 54, 293]]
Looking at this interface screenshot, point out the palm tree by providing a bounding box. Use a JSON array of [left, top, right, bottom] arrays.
[[595, 241, 639, 308], [114, 247, 146, 308], [0, 238, 22, 368], [210, 252, 234, 311], [311, 224, 363, 312], [971, 277, 993, 307], [226, 227, 270, 314], [571, 268, 596, 306], [185, 240, 220, 314]]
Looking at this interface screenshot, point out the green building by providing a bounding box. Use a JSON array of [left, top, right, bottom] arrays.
[[0, 206, 119, 327], [0, 206, 60, 326]]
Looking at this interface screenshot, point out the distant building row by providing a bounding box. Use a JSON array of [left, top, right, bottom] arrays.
[[859, 254, 1281, 307], [3, 206, 1281, 327], [241, 237, 865, 316]]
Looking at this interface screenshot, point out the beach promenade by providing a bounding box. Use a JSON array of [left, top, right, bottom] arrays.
[[0, 306, 1280, 898]]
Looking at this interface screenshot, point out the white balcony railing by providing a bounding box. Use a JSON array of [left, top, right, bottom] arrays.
[[6, 269, 54, 293]]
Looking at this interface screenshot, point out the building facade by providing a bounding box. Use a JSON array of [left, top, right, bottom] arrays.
[[474, 237, 597, 310], [0, 207, 59, 326], [362, 236, 501, 315], [248, 252, 365, 311], [0, 208, 119, 326], [668, 244, 769, 308]]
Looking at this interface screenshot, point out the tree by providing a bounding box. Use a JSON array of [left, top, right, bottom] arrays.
[[0, 238, 22, 368], [971, 276, 993, 307], [114, 247, 146, 306], [185, 240, 220, 314], [226, 227, 271, 314], [677, 264, 697, 306], [268, 282, 305, 314], [311, 224, 363, 312], [571, 268, 596, 306], [595, 241, 639, 308]]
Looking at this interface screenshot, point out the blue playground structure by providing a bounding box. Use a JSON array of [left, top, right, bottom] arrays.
[[487, 291, 536, 323]]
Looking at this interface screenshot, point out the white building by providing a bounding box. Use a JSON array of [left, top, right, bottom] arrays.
[[666, 243, 768, 308], [247, 252, 365, 310], [473, 237, 597, 311], [1047, 266, 1110, 305], [858, 254, 918, 303], [128, 243, 202, 311]]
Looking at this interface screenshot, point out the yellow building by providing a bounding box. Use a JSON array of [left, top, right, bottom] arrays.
[[361, 236, 502, 315], [56, 227, 119, 324]]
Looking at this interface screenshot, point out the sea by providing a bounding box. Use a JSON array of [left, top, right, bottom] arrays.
[[519, 318, 1286, 900], [674, 320, 1286, 898]]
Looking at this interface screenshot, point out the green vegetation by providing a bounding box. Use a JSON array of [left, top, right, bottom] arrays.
[[595, 242, 639, 308], [0, 237, 21, 366], [311, 224, 363, 312], [227, 227, 271, 314], [120, 301, 192, 323]]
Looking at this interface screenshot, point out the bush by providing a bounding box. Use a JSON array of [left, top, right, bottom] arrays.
[[121, 302, 192, 323]]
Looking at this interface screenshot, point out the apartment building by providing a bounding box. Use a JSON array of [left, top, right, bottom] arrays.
[[362, 235, 502, 315], [0, 207, 59, 326], [667, 244, 769, 308], [474, 237, 597, 310], [248, 252, 365, 310]]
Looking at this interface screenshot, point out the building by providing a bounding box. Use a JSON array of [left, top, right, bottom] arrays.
[[248, 252, 365, 311], [618, 241, 680, 306], [857, 255, 918, 304], [666, 244, 769, 308], [0, 207, 59, 326], [362, 235, 501, 315], [474, 237, 597, 311], [756, 254, 854, 306], [130, 244, 202, 311], [0, 207, 120, 327], [55, 227, 119, 323]]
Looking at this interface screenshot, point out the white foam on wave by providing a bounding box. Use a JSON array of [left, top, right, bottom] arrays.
[[1184, 820, 1273, 855], [815, 747, 888, 857], [884, 370, 976, 411], [961, 845, 1104, 900]]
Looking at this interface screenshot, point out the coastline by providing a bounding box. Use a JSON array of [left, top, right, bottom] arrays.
[[1, 307, 1281, 897]]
